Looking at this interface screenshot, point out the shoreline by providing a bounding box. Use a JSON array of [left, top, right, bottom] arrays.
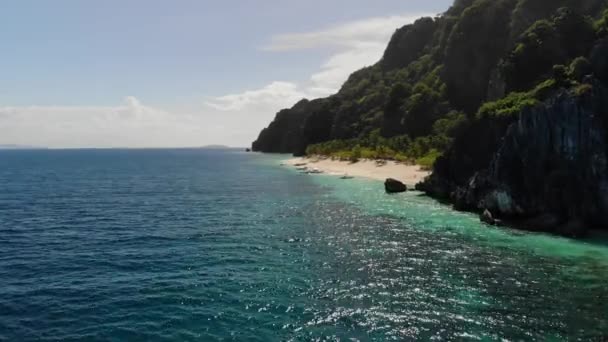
[[285, 156, 430, 187], [284, 156, 608, 239]]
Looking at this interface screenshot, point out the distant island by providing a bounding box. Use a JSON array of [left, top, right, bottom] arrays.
[[0, 144, 46, 149], [199, 145, 232, 149], [252, 0, 608, 237]]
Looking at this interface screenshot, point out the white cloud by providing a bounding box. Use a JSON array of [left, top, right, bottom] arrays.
[[204, 81, 306, 112], [299, 14, 428, 95], [0, 97, 208, 148], [0, 95, 295, 148], [308, 41, 389, 97], [209, 13, 428, 115], [201, 82, 312, 145], [0, 96, 166, 122], [262, 14, 427, 52]]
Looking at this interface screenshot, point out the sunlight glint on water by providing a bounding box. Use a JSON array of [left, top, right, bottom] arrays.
[[0, 149, 606, 341]]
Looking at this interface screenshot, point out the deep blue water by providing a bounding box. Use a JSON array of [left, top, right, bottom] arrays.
[[1, 149, 607, 341]]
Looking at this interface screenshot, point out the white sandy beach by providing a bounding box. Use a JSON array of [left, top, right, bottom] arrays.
[[286, 157, 430, 187]]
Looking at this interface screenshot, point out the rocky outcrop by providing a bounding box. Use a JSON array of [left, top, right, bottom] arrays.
[[442, 0, 516, 112], [381, 17, 436, 71], [480, 209, 501, 226], [252, 99, 329, 155], [419, 80, 608, 236], [385, 179, 407, 193]]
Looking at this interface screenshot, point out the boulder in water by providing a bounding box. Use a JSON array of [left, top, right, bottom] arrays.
[[385, 178, 407, 193], [480, 209, 499, 226]]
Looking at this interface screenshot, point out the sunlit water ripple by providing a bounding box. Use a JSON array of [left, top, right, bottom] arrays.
[[0, 149, 607, 341]]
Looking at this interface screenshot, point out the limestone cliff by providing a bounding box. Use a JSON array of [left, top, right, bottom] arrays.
[[418, 80, 608, 235]]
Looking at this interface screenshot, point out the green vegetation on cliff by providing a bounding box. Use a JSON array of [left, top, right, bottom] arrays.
[[253, 0, 608, 167]]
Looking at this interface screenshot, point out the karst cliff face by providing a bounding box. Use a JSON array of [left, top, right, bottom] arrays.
[[419, 80, 608, 235]]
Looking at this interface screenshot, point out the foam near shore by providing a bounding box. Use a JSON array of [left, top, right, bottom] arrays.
[[285, 156, 430, 187]]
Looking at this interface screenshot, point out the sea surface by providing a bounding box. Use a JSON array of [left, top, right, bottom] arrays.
[[1, 149, 607, 341]]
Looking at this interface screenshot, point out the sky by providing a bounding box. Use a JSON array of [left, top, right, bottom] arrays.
[[0, 0, 453, 148]]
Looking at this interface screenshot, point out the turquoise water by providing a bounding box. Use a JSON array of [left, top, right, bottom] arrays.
[[0, 149, 607, 341]]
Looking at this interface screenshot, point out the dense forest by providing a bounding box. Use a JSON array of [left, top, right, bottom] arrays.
[[252, 0, 608, 236]]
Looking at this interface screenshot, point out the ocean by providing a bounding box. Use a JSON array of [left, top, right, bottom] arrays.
[[0, 149, 607, 341]]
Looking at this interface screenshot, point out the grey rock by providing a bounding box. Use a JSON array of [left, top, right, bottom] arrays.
[[480, 209, 498, 225]]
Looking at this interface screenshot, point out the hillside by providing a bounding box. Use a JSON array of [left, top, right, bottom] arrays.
[[252, 0, 608, 236]]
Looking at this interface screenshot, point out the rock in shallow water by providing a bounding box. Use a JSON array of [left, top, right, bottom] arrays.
[[385, 178, 407, 193], [480, 209, 498, 226]]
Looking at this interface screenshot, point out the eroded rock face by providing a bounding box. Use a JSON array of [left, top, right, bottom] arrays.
[[381, 17, 436, 71], [482, 84, 608, 226], [419, 80, 608, 235]]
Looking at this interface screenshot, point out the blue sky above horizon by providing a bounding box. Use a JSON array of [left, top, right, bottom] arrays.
[[0, 0, 452, 147]]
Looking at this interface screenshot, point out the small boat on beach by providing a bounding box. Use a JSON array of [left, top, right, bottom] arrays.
[[306, 168, 323, 174]]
